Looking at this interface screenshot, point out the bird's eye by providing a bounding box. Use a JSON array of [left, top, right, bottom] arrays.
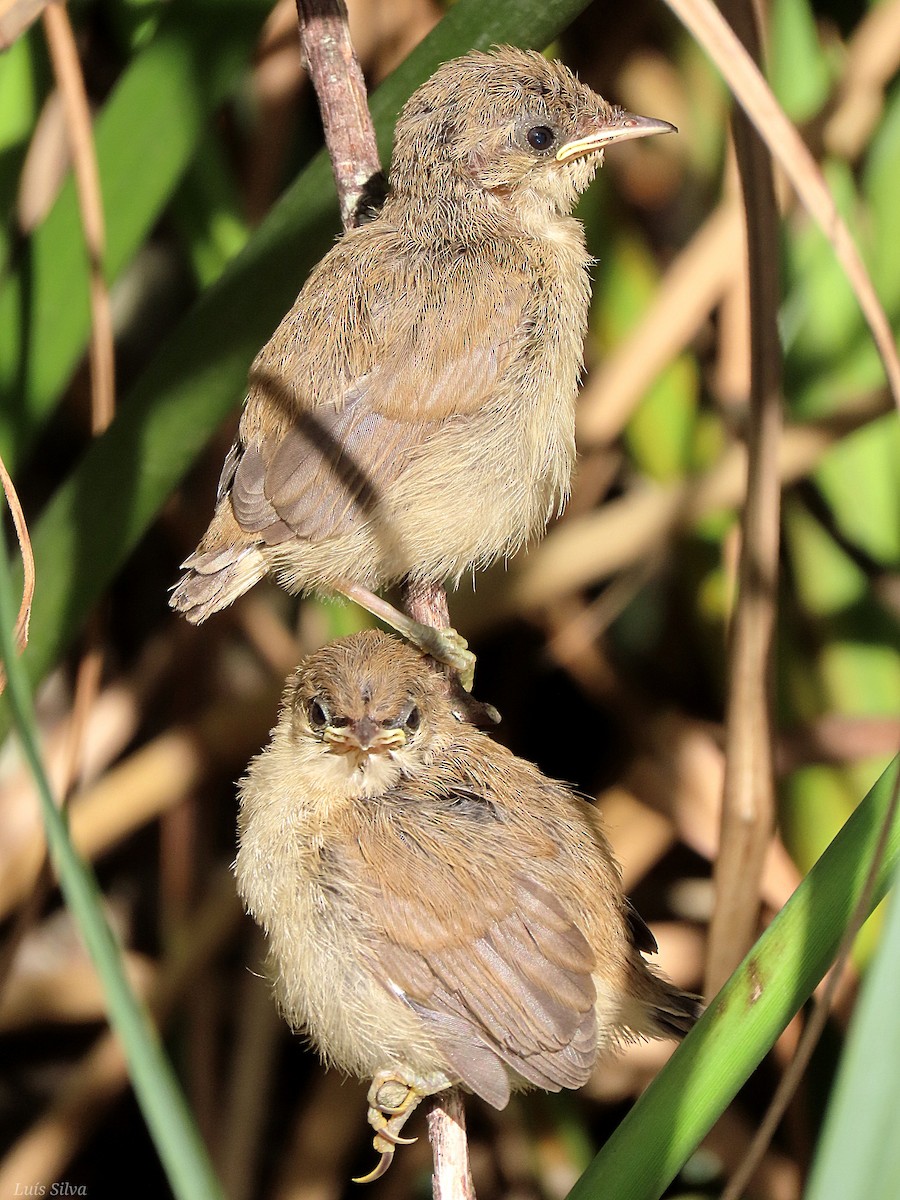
[[307, 698, 330, 730], [389, 700, 421, 735], [526, 124, 556, 153]]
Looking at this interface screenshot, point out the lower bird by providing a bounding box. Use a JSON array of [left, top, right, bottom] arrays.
[[235, 631, 700, 1181]]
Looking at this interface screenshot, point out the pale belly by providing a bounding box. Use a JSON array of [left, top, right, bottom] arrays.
[[266, 369, 577, 592], [235, 821, 447, 1080]]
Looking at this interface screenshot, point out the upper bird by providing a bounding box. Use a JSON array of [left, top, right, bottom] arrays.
[[236, 630, 700, 1182], [170, 47, 674, 681]]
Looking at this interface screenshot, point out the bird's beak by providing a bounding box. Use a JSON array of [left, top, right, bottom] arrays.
[[324, 717, 406, 757], [555, 113, 676, 163]]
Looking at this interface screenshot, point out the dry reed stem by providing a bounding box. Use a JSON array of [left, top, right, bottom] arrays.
[[0, 0, 45, 45], [543, 604, 802, 911], [0, 450, 34, 689], [0, 952, 155, 1031], [776, 715, 900, 772], [247, 0, 306, 223], [594, 786, 677, 890], [0, 630, 105, 1002], [825, 0, 900, 158], [218, 946, 284, 1200], [56, 633, 105, 802], [578, 0, 900, 446], [705, 0, 782, 998], [272, 1071, 368, 1200], [624, 713, 803, 913], [714, 157, 752, 409], [428, 1090, 476, 1200], [0, 686, 280, 921], [545, 556, 659, 660], [704, 1108, 802, 1200], [20, 5, 118, 1026], [42, 0, 115, 434], [665, 0, 900, 410], [235, 596, 304, 674], [577, 200, 744, 444], [295, 0, 381, 228], [0, 636, 176, 838]]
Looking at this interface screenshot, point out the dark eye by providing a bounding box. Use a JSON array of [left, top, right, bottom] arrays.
[[390, 701, 421, 735], [307, 698, 329, 730], [526, 125, 556, 153]]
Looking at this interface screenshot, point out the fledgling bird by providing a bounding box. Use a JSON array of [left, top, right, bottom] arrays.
[[171, 47, 674, 685], [235, 631, 700, 1181]]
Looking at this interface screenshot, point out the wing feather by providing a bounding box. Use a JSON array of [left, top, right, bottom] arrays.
[[352, 797, 599, 1106], [222, 246, 531, 545]]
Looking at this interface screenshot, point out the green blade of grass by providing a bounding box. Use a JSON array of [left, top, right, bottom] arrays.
[[0, 529, 225, 1200], [804, 862, 900, 1200], [566, 753, 900, 1200]]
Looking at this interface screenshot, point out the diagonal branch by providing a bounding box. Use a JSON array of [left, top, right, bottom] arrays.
[[664, 0, 900, 412]]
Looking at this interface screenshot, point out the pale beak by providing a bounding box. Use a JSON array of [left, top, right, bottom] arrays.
[[324, 717, 406, 756], [555, 113, 676, 163]]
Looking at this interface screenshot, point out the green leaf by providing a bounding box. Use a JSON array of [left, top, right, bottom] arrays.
[[566, 754, 900, 1200], [814, 414, 900, 567], [598, 238, 698, 483], [805, 861, 900, 1200], [862, 80, 900, 318], [768, 0, 833, 123], [781, 160, 864, 384], [0, 32, 44, 279]]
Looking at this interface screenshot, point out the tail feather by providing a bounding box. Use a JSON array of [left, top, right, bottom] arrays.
[[645, 975, 704, 1039], [170, 504, 267, 624], [623, 958, 703, 1042]]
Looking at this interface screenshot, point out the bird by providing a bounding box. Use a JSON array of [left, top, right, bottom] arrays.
[[170, 46, 674, 688], [235, 630, 701, 1181]]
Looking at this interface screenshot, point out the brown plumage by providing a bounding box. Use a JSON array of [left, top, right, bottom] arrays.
[[170, 47, 674, 682], [235, 631, 700, 1180]]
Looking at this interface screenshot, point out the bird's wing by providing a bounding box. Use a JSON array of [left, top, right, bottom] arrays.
[[228, 399, 426, 544], [225, 244, 532, 545], [348, 787, 599, 1109]]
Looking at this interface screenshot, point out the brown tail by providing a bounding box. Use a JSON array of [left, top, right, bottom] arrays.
[[644, 972, 704, 1039], [617, 961, 703, 1043], [170, 505, 267, 624], [621, 902, 703, 1040]]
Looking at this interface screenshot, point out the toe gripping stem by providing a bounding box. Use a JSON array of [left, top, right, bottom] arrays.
[[352, 1074, 425, 1184]]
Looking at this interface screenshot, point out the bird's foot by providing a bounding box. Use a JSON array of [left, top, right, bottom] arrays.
[[336, 583, 477, 691], [405, 622, 476, 692], [353, 1070, 446, 1184]]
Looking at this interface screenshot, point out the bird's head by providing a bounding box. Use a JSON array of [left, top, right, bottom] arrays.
[[280, 630, 457, 796], [389, 46, 675, 221]]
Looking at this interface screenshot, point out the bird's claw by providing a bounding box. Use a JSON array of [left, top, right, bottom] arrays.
[[353, 1073, 426, 1184], [353, 1150, 394, 1185]]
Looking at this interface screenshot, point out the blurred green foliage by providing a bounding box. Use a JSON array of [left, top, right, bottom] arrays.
[[1, 0, 898, 1193]]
